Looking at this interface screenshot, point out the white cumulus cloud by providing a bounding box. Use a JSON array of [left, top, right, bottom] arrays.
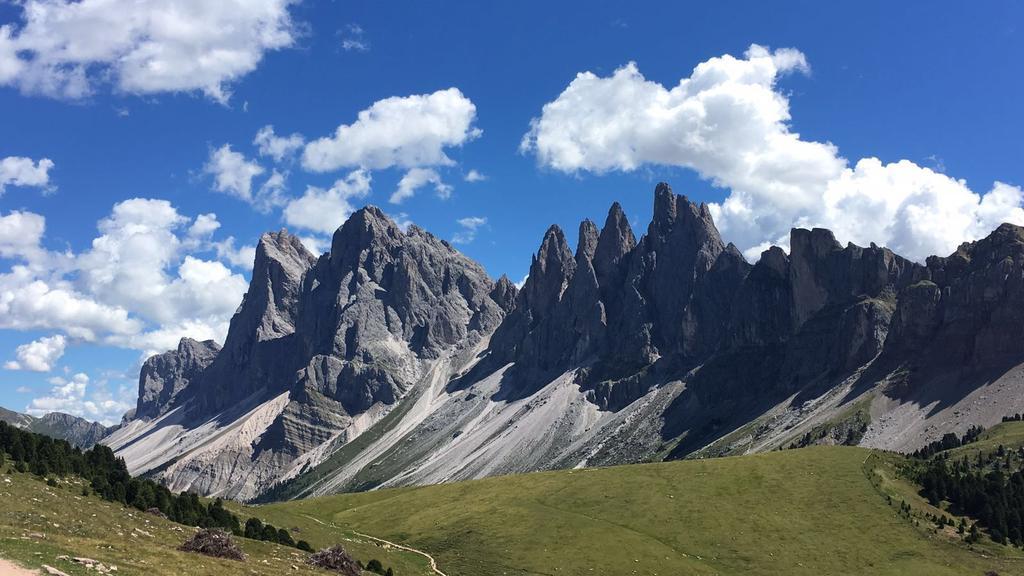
[[4, 334, 66, 372], [522, 44, 1024, 262], [205, 145, 289, 212], [464, 169, 486, 182], [0, 267, 141, 341], [0, 198, 249, 355], [302, 88, 481, 172], [205, 144, 266, 202], [0, 210, 49, 263], [254, 125, 305, 162], [76, 199, 249, 351], [26, 371, 133, 425], [284, 169, 372, 234], [213, 237, 258, 271], [390, 168, 452, 204], [0, 0, 300, 103], [1, 156, 54, 194], [27, 372, 89, 416], [187, 213, 221, 239]]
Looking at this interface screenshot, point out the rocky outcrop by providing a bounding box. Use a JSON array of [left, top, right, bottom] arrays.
[[884, 223, 1024, 372], [254, 209, 510, 459], [111, 211, 510, 500], [136, 338, 221, 420]]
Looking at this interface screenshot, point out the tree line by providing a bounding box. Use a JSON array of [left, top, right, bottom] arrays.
[[910, 425, 984, 459], [919, 453, 1024, 545], [0, 421, 310, 552]]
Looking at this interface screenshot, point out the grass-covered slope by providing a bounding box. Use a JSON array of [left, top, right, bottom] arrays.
[[5, 444, 1024, 575], [259, 446, 1023, 576], [945, 420, 1024, 460], [0, 465, 430, 575]]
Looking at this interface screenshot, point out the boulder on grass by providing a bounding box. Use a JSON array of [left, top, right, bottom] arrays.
[[307, 545, 361, 575], [178, 528, 246, 561]]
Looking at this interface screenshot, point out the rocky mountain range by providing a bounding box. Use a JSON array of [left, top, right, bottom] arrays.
[[100, 182, 1024, 502], [0, 407, 112, 449]]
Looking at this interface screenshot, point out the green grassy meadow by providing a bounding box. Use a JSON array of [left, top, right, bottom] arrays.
[[256, 446, 1024, 576], [4, 445, 1024, 575], [0, 464, 426, 575]]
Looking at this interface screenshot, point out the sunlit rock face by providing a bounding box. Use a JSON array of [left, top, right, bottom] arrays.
[[108, 184, 1024, 501]]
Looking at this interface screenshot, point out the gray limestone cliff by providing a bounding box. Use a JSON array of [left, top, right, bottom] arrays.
[[108, 183, 1024, 501]]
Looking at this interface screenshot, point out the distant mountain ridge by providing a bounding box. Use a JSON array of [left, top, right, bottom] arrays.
[[99, 182, 1024, 501], [0, 407, 112, 449]]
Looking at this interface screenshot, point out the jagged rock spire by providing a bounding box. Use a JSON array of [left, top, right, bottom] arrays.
[[250, 229, 318, 341], [490, 274, 518, 313], [521, 225, 575, 316], [593, 202, 635, 289], [576, 219, 600, 264]]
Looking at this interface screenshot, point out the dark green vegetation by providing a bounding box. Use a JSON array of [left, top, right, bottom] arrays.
[[913, 421, 1024, 547], [911, 425, 985, 459], [258, 447, 1023, 576], [0, 421, 313, 552]]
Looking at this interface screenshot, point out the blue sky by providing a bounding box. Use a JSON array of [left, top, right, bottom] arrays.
[[1, 1, 1022, 423]]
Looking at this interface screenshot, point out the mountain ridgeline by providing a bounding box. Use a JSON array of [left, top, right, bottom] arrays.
[[0, 407, 112, 449], [102, 183, 1024, 502]]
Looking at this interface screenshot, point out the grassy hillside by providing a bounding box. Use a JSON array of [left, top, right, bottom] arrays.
[[5, 444, 1024, 575], [0, 463, 430, 575], [257, 447, 1024, 576], [945, 421, 1024, 460]]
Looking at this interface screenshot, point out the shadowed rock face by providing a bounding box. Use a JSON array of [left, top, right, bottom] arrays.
[[487, 184, 742, 403], [112, 183, 1024, 500], [886, 223, 1024, 370]]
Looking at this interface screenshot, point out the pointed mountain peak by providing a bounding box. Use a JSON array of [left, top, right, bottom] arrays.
[[605, 201, 629, 225], [343, 205, 400, 232], [259, 228, 302, 248], [350, 204, 389, 223], [758, 245, 790, 277], [330, 205, 404, 266], [650, 183, 721, 241], [530, 225, 575, 284], [653, 182, 677, 227], [576, 219, 600, 264], [988, 222, 1024, 246], [257, 229, 316, 270], [521, 224, 576, 309], [232, 230, 317, 347], [490, 274, 519, 313], [536, 224, 573, 267], [596, 202, 636, 257]]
